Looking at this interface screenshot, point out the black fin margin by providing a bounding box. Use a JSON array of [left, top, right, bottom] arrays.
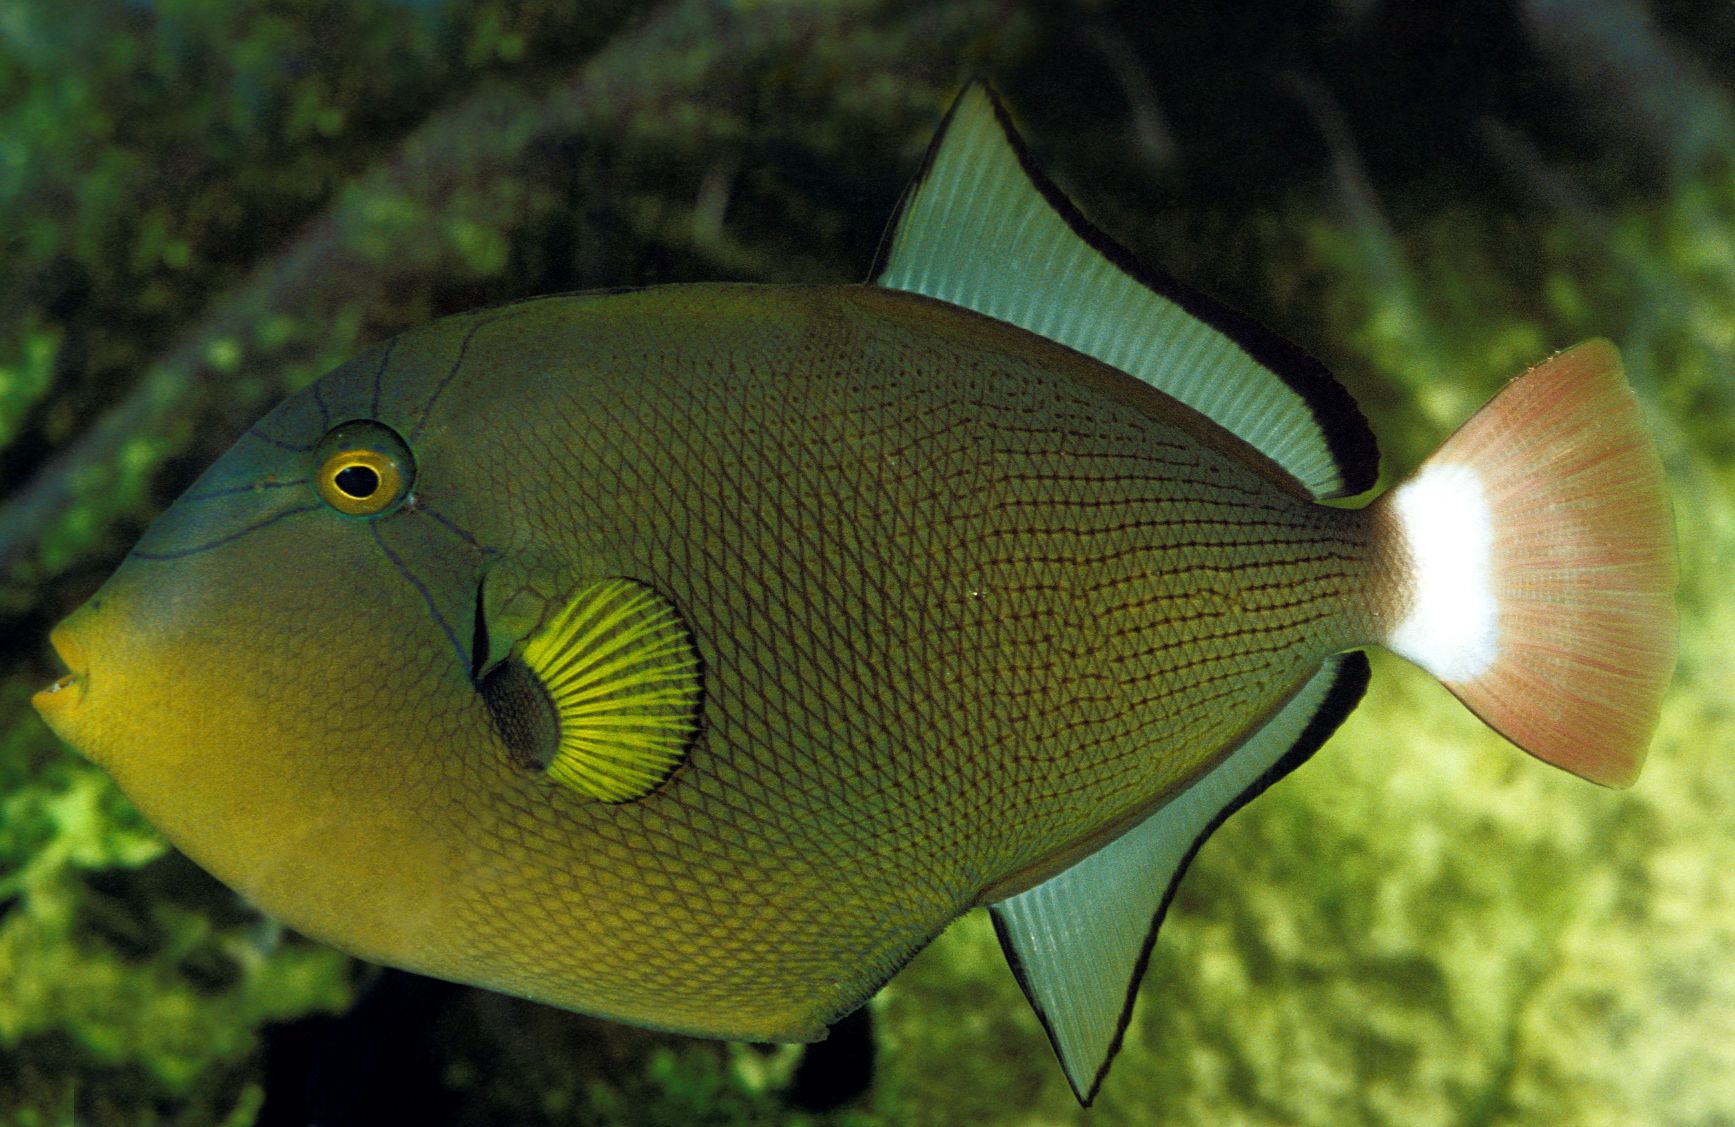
[[996, 651, 1373, 1106], [866, 83, 973, 284], [870, 81, 1380, 498]]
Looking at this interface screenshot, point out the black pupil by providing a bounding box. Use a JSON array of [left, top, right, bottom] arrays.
[[334, 463, 381, 499]]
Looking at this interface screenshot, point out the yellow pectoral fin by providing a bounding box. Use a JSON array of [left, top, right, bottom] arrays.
[[489, 577, 703, 803]]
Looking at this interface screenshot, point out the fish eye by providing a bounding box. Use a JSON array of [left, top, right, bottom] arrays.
[[313, 421, 415, 518]]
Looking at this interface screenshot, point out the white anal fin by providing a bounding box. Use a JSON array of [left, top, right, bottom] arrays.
[[988, 653, 1370, 1105], [872, 82, 1378, 499]]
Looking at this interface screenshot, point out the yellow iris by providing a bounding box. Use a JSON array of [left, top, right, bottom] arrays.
[[316, 447, 405, 516]]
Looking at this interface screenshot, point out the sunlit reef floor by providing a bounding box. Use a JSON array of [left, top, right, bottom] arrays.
[[2, 1, 1733, 1124]]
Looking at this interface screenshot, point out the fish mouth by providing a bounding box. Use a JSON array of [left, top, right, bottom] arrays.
[[33, 623, 88, 717]]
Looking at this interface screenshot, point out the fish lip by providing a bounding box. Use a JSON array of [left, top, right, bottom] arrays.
[[33, 624, 87, 715]]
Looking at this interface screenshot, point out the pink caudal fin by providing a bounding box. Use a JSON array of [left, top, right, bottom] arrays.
[[1375, 340, 1678, 787]]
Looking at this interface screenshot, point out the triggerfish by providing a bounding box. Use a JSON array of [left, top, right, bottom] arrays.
[[34, 85, 1676, 1103]]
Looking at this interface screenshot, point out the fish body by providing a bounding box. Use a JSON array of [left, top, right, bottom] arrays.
[[34, 86, 1675, 1101]]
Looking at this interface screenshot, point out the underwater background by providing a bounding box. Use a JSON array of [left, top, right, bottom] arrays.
[[1, 0, 1731, 1123]]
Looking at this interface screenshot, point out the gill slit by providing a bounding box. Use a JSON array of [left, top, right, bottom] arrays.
[[416, 504, 504, 681]]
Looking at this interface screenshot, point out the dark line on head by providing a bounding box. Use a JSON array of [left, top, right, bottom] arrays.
[[370, 336, 398, 420], [181, 479, 309, 503], [419, 503, 499, 557], [244, 428, 316, 453], [131, 504, 321, 560], [409, 317, 486, 444], [409, 307, 539, 443], [312, 377, 332, 429], [371, 522, 467, 670]]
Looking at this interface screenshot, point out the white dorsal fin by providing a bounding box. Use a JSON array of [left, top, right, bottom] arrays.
[[988, 653, 1370, 1104], [872, 83, 1378, 499]]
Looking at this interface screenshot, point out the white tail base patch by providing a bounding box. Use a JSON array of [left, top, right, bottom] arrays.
[[1388, 463, 1497, 682]]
